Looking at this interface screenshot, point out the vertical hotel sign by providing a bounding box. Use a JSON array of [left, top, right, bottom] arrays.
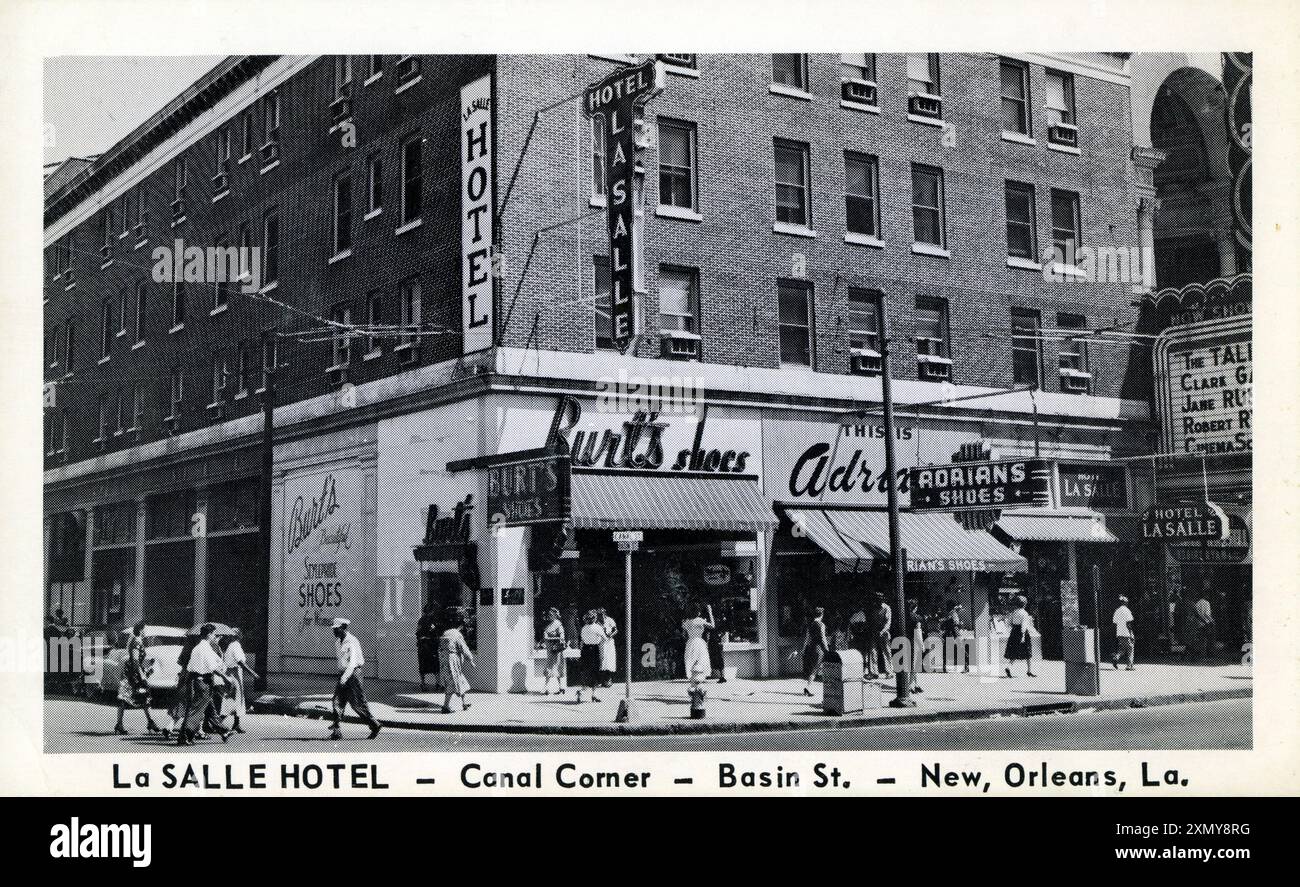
[[461, 75, 494, 354], [585, 59, 663, 353]]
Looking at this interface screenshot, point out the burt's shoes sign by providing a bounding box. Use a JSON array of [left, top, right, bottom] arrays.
[[1140, 502, 1230, 542]]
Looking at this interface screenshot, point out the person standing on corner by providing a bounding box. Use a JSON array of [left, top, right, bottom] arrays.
[[438, 612, 475, 714], [329, 617, 381, 741], [801, 607, 829, 697], [577, 610, 607, 703], [871, 594, 893, 679], [1111, 594, 1136, 670], [705, 604, 727, 684], [1003, 595, 1036, 678], [415, 599, 440, 693], [942, 600, 969, 673], [598, 606, 618, 688], [906, 598, 926, 693], [541, 607, 567, 695]]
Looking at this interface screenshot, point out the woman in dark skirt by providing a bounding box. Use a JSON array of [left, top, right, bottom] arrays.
[[576, 610, 607, 703], [1004, 595, 1036, 677]]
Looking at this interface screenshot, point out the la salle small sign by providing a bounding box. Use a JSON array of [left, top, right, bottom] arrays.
[[1140, 502, 1229, 542]]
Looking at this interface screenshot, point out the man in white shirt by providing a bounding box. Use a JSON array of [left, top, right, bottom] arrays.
[[330, 618, 381, 740], [177, 624, 230, 745], [1111, 595, 1136, 670]]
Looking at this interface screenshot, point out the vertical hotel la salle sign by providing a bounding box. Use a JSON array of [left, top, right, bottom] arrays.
[[585, 60, 664, 353], [461, 76, 493, 354]]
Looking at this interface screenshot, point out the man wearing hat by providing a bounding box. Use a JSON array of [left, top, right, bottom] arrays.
[[1111, 595, 1136, 670], [329, 618, 381, 740]]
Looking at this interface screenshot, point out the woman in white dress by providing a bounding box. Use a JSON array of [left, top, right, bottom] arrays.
[[221, 628, 259, 734], [597, 607, 617, 688], [682, 605, 715, 689], [439, 613, 475, 713]]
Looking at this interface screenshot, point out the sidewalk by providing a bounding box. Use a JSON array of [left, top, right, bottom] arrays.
[[253, 660, 1252, 736]]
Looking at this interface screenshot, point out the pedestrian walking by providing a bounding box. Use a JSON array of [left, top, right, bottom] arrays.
[[871, 595, 893, 678], [800, 607, 829, 697], [541, 607, 567, 695], [598, 607, 618, 688], [415, 600, 440, 693], [113, 621, 162, 736], [1189, 592, 1215, 661], [222, 628, 258, 733], [1003, 595, 1036, 678], [176, 625, 230, 745], [1111, 595, 1136, 670], [438, 613, 475, 713], [682, 604, 714, 692], [906, 598, 925, 692], [942, 600, 970, 673], [706, 604, 727, 683], [329, 617, 381, 740], [577, 610, 607, 703]]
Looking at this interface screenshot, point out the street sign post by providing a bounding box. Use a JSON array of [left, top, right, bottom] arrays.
[[613, 530, 642, 722]]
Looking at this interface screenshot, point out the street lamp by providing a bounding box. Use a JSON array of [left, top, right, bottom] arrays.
[[878, 337, 916, 707]]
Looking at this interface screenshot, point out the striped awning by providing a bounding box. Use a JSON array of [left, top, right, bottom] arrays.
[[994, 509, 1119, 543], [569, 472, 778, 532], [782, 508, 1027, 573]]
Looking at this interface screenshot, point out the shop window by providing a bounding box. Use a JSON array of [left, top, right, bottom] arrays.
[[94, 501, 136, 547], [423, 571, 476, 651], [146, 490, 197, 540]]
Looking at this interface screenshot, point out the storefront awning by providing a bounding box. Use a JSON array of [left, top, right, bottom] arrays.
[[782, 507, 1027, 573], [994, 509, 1119, 543], [569, 472, 779, 533]]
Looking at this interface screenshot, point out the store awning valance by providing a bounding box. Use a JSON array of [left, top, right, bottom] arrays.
[[781, 507, 1027, 573], [569, 472, 778, 533], [994, 509, 1119, 543]]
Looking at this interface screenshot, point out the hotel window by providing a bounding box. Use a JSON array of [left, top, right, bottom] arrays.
[[1057, 312, 1090, 391], [334, 55, 353, 98], [333, 173, 353, 255], [657, 119, 696, 210], [1004, 181, 1038, 260], [590, 120, 606, 200], [1000, 59, 1031, 135], [97, 394, 109, 443], [214, 126, 232, 173], [240, 109, 254, 158], [772, 54, 808, 91], [1046, 70, 1076, 126], [102, 208, 114, 250], [401, 135, 423, 225], [115, 389, 126, 435], [774, 139, 810, 227], [213, 237, 230, 309], [173, 156, 187, 200], [263, 91, 281, 144], [118, 289, 129, 336], [911, 164, 945, 247], [778, 281, 813, 367], [844, 152, 879, 238], [915, 296, 951, 380], [263, 210, 279, 285], [236, 344, 249, 396], [261, 337, 277, 391], [593, 258, 613, 350], [840, 53, 875, 82], [136, 183, 148, 232], [211, 350, 227, 403], [120, 193, 131, 235], [848, 288, 883, 375], [132, 384, 144, 430], [100, 300, 114, 360], [367, 155, 383, 214], [1050, 189, 1081, 263], [659, 266, 699, 335], [331, 304, 353, 366], [399, 278, 421, 347], [368, 56, 383, 80], [171, 280, 185, 328], [366, 291, 382, 353], [168, 368, 183, 419], [1010, 308, 1042, 387], [907, 53, 940, 95], [62, 319, 75, 371], [134, 281, 147, 343]]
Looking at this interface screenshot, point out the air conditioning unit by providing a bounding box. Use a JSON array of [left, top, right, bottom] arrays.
[[908, 92, 943, 119], [99, 244, 112, 260], [850, 347, 882, 376], [330, 95, 352, 123], [396, 56, 420, 82], [326, 364, 349, 386], [212, 170, 230, 192], [918, 358, 951, 381], [260, 139, 281, 165], [657, 53, 695, 68], [134, 217, 148, 238], [660, 331, 701, 360], [63, 268, 75, 284], [162, 415, 180, 435], [1060, 368, 1092, 392], [842, 79, 878, 106], [1048, 123, 1079, 148], [170, 198, 185, 220], [398, 345, 420, 366], [206, 402, 225, 420]]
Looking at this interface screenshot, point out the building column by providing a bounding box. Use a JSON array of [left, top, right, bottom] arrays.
[[130, 498, 146, 625], [1130, 146, 1167, 292], [193, 488, 208, 624], [81, 508, 94, 625], [1201, 178, 1238, 278]]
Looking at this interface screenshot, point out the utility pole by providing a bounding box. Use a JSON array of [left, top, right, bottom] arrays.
[[257, 329, 275, 691], [880, 336, 915, 707]]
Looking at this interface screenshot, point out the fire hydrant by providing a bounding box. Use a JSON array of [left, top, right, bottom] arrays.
[[689, 685, 707, 719]]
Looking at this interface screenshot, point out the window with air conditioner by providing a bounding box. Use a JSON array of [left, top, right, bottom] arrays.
[[657, 54, 696, 69], [659, 266, 700, 360], [848, 288, 883, 376], [1046, 70, 1078, 147], [840, 54, 878, 106], [915, 296, 951, 380], [1057, 313, 1091, 393], [907, 54, 942, 117]]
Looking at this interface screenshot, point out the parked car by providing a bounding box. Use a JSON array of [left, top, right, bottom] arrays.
[[85, 625, 187, 699]]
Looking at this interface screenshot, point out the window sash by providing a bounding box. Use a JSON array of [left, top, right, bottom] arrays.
[[591, 120, 606, 198], [1000, 61, 1029, 134], [907, 54, 938, 94], [915, 299, 948, 356], [594, 261, 613, 349], [774, 142, 809, 226], [134, 284, 146, 342], [368, 157, 382, 212], [777, 284, 812, 366], [1010, 311, 1041, 385], [772, 54, 807, 89], [911, 166, 944, 246], [334, 175, 353, 253], [840, 53, 875, 82], [659, 269, 697, 333], [400, 280, 421, 345], [847, 290, 882, 352], [1005, 183, 1037, 259], [100, 301, 113, 358], [1046, 71, 1075, 125], [367, 293, 382, 352], [845, 153, 878, 236], [658, 121, 695, 209], [263, 212, 280, 283], [172, 281, 185, 326], [331, 306, 352, 365], [1051, 191, 1081, 257], [402, 137, 423, 223]]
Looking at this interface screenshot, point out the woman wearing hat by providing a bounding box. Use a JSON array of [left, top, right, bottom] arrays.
[[577, 610, 607, 703], [1004, 595, 1036, 678], [541, 607, 567, 695], [222, 628, 259, 734], [113, 621, 162, 736]]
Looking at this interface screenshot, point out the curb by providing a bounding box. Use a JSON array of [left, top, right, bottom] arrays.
[[251, 686, 1252, 737]]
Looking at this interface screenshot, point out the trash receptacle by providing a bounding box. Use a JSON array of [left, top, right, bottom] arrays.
[[823, 649, 865, 714], [1063, 627, 1099, 696]]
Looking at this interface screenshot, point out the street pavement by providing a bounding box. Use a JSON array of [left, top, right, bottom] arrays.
[[44, 696, 1250, 751]]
